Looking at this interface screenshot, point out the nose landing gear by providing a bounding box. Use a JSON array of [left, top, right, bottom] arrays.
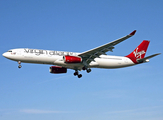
[[18, 61, 22, 68]]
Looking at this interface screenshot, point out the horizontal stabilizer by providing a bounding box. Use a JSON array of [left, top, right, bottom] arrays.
[[137, 53, 161, 63]]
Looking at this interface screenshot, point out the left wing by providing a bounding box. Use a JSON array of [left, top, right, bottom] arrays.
[[79, 30, 136, 65]]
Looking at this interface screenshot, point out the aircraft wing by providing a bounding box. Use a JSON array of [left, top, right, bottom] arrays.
[[79, 30, 136, 64]]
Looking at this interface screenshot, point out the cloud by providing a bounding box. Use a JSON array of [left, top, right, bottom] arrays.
[[103, 106, 163, 120], [105, 106, 163, 115], [20, 109, 74, 114], [0, 108, 77, 115]]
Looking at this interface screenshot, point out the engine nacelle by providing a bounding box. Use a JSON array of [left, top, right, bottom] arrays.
[[63, 55, 82, 63], [49, 66, 67, 74]]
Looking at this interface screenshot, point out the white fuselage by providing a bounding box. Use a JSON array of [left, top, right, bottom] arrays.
[[2, 48, 135, 70]]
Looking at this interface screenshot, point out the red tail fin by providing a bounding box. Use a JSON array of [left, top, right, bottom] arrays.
[[126, 40, 150, 63]]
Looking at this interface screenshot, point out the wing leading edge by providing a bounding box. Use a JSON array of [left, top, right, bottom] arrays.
[[79, 30, 136, 64]]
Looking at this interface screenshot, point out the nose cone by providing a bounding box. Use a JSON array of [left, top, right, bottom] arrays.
[[2, 52, 10, 59], [2, 52, 7, 57], [2, 51, 18, 61]]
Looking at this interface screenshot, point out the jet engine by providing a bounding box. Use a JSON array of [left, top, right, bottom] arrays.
[[63, 55, 82, 63], [49, 66, 67, 74]]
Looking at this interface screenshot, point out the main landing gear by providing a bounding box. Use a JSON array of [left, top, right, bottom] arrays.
[[86, 68, 91, 73], [74, 67, 92, 78], [82, 66, 91, 73], [18, 61, 22, 68], [74, 70, 82, 78]]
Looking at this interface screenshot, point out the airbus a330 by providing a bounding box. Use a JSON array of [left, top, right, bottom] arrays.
[[2, 30, 160, 78]]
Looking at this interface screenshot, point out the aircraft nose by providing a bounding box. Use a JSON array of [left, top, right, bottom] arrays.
[[2, 52, 7, 58]]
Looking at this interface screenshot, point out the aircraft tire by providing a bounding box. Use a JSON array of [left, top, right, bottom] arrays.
[[74, 71, 78, 76], [18, 65, 22, 68], [78, 74, 82, 78], [87, 69, 91, 73]]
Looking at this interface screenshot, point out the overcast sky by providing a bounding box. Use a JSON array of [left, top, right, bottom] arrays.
[[1, 0, 163, 120]]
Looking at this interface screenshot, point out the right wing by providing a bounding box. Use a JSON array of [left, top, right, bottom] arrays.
[[79, 30, 136, 65]]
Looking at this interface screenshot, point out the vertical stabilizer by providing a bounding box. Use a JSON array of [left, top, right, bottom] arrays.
[[125, 40, 150, 63]]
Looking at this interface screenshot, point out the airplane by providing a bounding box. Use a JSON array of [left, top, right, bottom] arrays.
[[2, 30, 161, 78]]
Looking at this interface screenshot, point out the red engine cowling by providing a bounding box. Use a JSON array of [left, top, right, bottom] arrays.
[[63, 55, 82, 63], [49, 66, 67, 74]]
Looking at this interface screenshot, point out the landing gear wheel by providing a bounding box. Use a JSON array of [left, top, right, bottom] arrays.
[[74, 70, 82, 78], [82, 67, 86, 70], [78, 74, 82, 78], [74, 72, 78, 76], [86, 68, 91, 73], [18, 65, 22, 68]]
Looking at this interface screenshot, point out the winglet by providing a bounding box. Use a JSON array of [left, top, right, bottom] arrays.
[[129, 30, 136, 36]]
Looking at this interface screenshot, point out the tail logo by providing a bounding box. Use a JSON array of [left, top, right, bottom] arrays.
[[133, 48, 146, 59]]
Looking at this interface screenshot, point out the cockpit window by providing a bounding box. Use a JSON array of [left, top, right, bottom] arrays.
[[8, 50, 12, 52]]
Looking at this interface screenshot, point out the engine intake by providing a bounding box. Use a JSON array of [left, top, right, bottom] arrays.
[[63, 55, 82, 63], [49, 66, 67, 74]]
